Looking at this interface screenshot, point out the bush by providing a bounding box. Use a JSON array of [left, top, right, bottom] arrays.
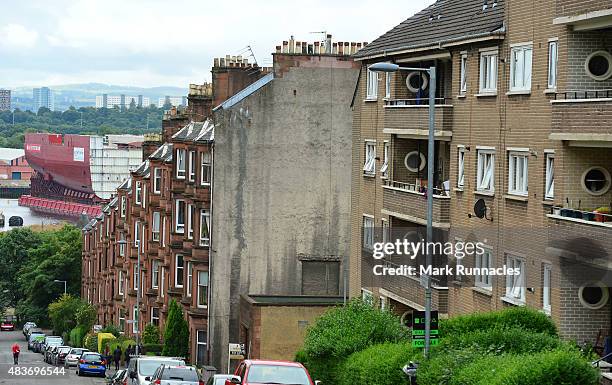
[[83, 332, 98, 352], [439, 307, 557, 337], [75, 303, 97, 332], [100, 324, 121, 338], [338, 342, 419, 385], [48, 294, 83, 336], [69, 326, 86, 347], [162, 299, 189, 358], [299, 299, 408, 384], [143, 343, 163, 355], [121, 338, 137, 353], [143, 323, 161, 345]]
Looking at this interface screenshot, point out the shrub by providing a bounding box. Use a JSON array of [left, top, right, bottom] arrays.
[[75, 303, 97, 332], [417, 347, 485, 385], [143, 343, 163, 355], [100, 324, 121, 337], [48, 294, 82, 336], [143, 323, 161, 345], [439, 307, 557, 337], [338, 342, 419, 385], [69, 325, 86, 347], [121, 338, 137, 353], [83, 332, 98, 352], [162, 299, 189, 358]]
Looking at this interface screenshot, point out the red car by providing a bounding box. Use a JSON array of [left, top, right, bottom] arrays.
[[1, 321, 14, 331], [225, 359, 320, 385]]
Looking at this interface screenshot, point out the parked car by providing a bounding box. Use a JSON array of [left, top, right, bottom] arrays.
[[42, 336, 63, 354], [206, 375, 234, 385], [1, 321, 14, 331], [28, 333, 45, 350], [65, 348, 89, 368], [225, 360, 318, 385], [77, 352, 107, 377], [43, 340, 64, 363], [107, 369, 127, 385], [22, 322, 36, 336], [53, 346, 72, 366], [32, 339, 45, 353], [126, 355, 185, 385], [26, 327, 43, 339], [148, 364, 201, 385]]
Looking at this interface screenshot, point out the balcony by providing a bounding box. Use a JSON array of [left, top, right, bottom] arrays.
[[383, 98, 453, 140], [382, 180, 450, 228], [554, 1, 612, 30], [550, 91, 612, 145]]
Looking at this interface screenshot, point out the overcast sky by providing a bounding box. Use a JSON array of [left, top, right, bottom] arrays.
[[0, 0, 432, 88]]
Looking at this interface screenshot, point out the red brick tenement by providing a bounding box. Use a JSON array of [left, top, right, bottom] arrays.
[[351, 0, 612, 344]]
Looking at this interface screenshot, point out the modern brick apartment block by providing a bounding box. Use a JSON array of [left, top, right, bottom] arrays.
[[208, 36, 360, 370], [351, 0, 612, 345]]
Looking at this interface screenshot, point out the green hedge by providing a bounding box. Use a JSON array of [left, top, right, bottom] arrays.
[[338, 342, 419, 385], [83, 332, 98, 352], [143, 343, 163, 355], [439, 307, 557, 337], [69, 326, 86, 348]]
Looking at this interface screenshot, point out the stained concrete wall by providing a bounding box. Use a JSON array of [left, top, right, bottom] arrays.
[[209, 57, 359, 370]]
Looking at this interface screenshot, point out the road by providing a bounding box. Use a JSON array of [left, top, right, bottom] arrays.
[[0, 330, 110, 384]]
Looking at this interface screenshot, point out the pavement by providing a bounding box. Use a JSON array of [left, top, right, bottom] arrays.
[[0, 330, 114, 384]]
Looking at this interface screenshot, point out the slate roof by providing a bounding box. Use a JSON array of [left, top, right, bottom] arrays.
[[132, 160, 150, 177], [117, 176, 132, 191], [195, 120, 214, 143], [172, 120, 214, 142], [214, 72, 274, 111], [149, 143, 173, 163], [354, 0, 505, 59]]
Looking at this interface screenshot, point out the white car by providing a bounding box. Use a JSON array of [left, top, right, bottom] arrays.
[[64, 348, 89, 368], [126, 356, 185, 385]]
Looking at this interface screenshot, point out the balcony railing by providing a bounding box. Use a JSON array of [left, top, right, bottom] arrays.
[[383, 98, 453, 137], [384, 97, 451, 107], [382, 179, 450, 227], [554, 89, 612, 100], [550, 91, 612, 141]]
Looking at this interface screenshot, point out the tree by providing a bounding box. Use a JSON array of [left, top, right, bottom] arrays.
[[143, 323, 161, 345], [75, 302, 98, 333], [162, 299, 189, 358], [48, 294, 83, 336]]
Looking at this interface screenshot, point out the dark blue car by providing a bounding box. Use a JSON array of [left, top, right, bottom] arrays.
[[77, 352, 106, 377]]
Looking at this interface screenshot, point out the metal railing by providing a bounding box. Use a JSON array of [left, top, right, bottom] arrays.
[[385, 97, 451, 106], [554, 89, 612, 100], [549, 206, 611, 223], [384, 179, 448, 196]]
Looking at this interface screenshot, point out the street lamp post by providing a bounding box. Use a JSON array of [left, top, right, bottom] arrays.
[[369, 62, 436, 358], [53, 279, 67, 295]]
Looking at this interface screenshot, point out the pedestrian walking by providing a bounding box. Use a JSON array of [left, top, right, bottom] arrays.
[[124, 345, 132, 367], [113, 345, 122, 370], [11, 343, 20, 365]]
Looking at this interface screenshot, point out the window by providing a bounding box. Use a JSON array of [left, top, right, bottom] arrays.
[[475, 248, 492, 289], [363, 141, 376, 175], [121, 196, 126, 218], [385, 72, 391, 98], [134, 221, 140, 247], [200, 209, 210, 247], [457, 146, 465, 188], [133, 265, 139, 290], [197, 271, 208, 308], [162, 216, 166, 247], [175, 254, 184, 287], [366, 69, 378, 99], [176, 149, 186, 178], [382, 219, 389, 245], [543, 265, 551, 314], [479, 50, 498, 93], [196, 330, 207, 366], [476, 149, 495, 193], [119, 309, 126, 332], [188, 150, 196, 182], [581, 166, 611, 196], [187, 204, 194, 239], [151, 260, 159, 289], [142, 184, 146, 209], [175, 200, 185, 233], [508, 151, 528, 196], [460, 53, 468, 93], [119, 232, 126, 256], [380, 296, 387, 311], [132, 306, 138, 333], [186, 262, 193, 297], [505, 255, 526, 303], [548, 40, 558, 89], [135, 181, 142, 205], [200, 151, 211, 185], [361, 289, 374, 305], [380, 142, 389, 178], [362, 215, 374, 250], [118, 271, 124, 295], [153, 168, 162, 194], [152, 212, 160, 241], [545, 153, 554, 200], [151, 307, 159, 326], [160, 267, 165, 298], [301, 261, 340, 295], [585, 50, 612, 81], [510, 44, 533, 92]]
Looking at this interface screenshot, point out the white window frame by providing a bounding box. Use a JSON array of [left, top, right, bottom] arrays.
[[457, 146, 465, 188], [381, 219, 389, 245], [509, 44, 533, 92], [476, 149, 495, 193], [385, 72, 391, 99], [118, 270, 124, 295], [175, 254, 184, 288], [508, 151, 529, 196], [153, 168, 162, 194], [188, 150, 196, 182], [151, 307, 160, 326], [505, 255, 526, 304], [175, 199, 185, 234], [196, 330, 207, 365], [200, 151, 211, 186], [186, 261, 193, 298], [134, 221, 140, 247], [132, 306, 138, 333], [118, 309, 125, 331], [160, 266, 165, 298], [200, 209, 210, 247], [187, 204, 194, 240], [142, 183, 146, 209], [120, 196, 126, 218], [162, 216, 166, 247], [543, 264, 552, 314], [197, 271, 208, 308], [152, 212, 160, 242], [135, 181, 142, 205], [361, 289, 374, 305], [479, 49, 498, 93], [545, 152, 554, 200], [366, 69, 378, 100], [362, 215, 374, 250], [380, 141, 389, 179], [176, 149, 186, 179], [363, 141, 376, 175], [460, 52, 468, 94], [133, 265, 138, 290], [119, 232, 126, 256], [475, 248, 493, 290], [151, 259, 159, 289], [547, 40, 558, 90]]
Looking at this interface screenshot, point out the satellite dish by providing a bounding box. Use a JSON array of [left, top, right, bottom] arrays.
[[406, 72, 429, 93], [473, 199, 491, 220]]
